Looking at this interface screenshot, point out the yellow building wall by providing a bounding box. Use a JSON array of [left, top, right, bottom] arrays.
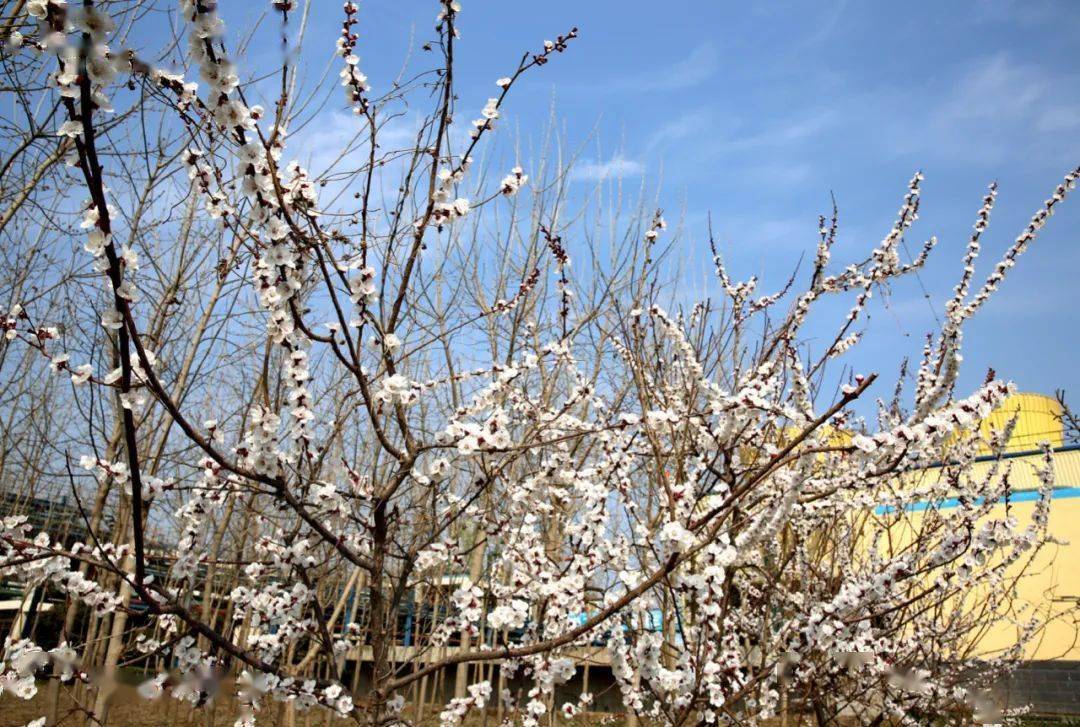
[[886, 393, 1079, 661], [972, 493, 1080, 660], [704, 394, 1079, 661]]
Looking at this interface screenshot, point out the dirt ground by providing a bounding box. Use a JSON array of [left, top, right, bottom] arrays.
[[6, 686, 1002, 726], [0, 688, 622, 726], [0, 685, 644, 726], [0, 683, 359, 727], [0, 689, 898, 727]]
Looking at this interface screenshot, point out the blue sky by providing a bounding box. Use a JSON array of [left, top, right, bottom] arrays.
[[236, 1, 1080, 406]]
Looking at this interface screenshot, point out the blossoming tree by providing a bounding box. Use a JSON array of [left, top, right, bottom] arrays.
[[0, 1, 1077, 725]]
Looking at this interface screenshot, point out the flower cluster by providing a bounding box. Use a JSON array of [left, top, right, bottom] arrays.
[[499, 165, 528, 195], [337, 3, 370, 114]]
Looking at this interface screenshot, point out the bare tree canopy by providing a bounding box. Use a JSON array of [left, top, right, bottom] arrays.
[[0, 1, 1077, 725]]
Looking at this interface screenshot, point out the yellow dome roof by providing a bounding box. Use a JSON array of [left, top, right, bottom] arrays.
[[979, 392, 1064, 454]]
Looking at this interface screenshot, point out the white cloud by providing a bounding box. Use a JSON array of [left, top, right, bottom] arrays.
[[1037, 104, 1080, 133], [572, 155, 644, 181], [651, 43, 720, 91], [646, 109, 716, 152], [744, 162, 814, 185], [794, 0, 849, 50], [922, 53, 1080, 163], [607, 43, 719, 94], [292, 111, 422, 179], [701, 111, 836, 156], [936, 54, 1048, 124]]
